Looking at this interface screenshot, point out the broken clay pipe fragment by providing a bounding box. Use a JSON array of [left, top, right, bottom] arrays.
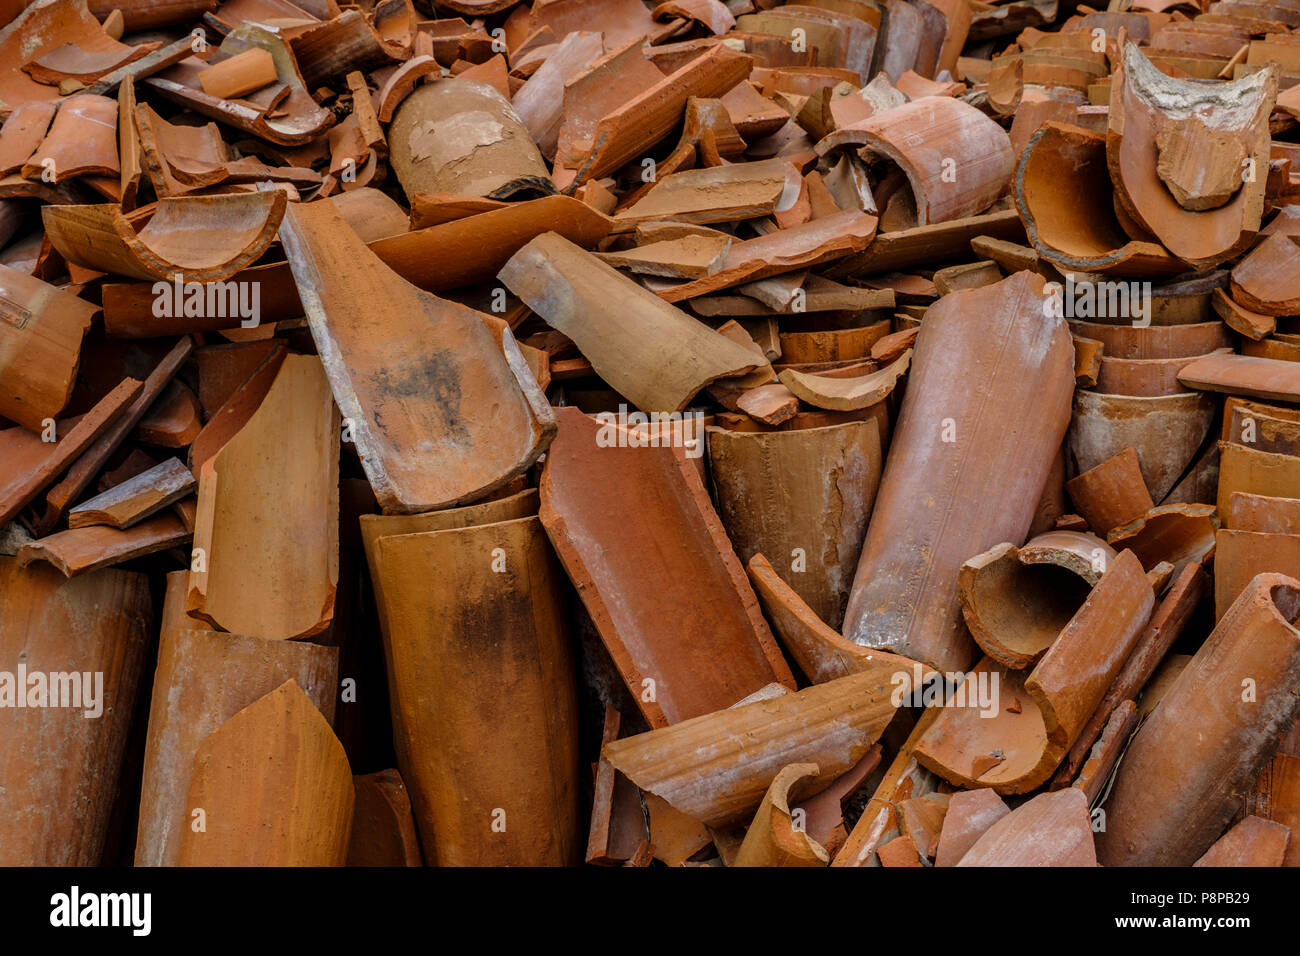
[[42, 191, 287, 283], [68, 457, 194, 530], [371, 515, 583, 865], [389, 78, 555, 201], [957, 788, 1097, 866], [1106, 502, 1217, 576], [916, 550, 1153, 794], [1016, 122, 1185, 276], [957, 533, 1114, 670], [709, 421, 881, 628], [371, 194, 614, 294], [1193, 816, 1291, 867], [1108, 42, 1277, 269], [135, 572, 338, 867], [615, 159, 790, 226], [1098, 573, 1300, 866], [1051, 561, 1207, 789], [0, 559, 151, 865], [603, 665, 902, 828], [0, 263, 96, 433], [1068, 390, 1216, 504], [280, 196, 555, 513], [500, 233, 766, 413], [348, 769, 424, 867], [1064, 445, 1155, 536], [817, 96, 1013, 225], [1213, 286, 1275, 340], [746, 553, 926, 686], [187, 354, 339, 641], [178, 680, 353, 866], [842, 270, 1075, 673], [777, 350, 911, 412], [541, 407, 794, 727], [733, 764, 830, 867]]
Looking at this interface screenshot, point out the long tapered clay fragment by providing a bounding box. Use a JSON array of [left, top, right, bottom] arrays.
[[42, 191, 286, 282], [1108, 42, 1277, 268], [778, 351, 911, 412], [0, 376, 142, 527], [1052, 561, 1206, 788], [957, 788, 1096, 866], [179, 680, 353, 866], [1065, 446, 1154, 536], [1068, 391, 1215, 503], [957, 538, 1102, 670], [0, 263, 96, 432], [1016, 122, 1184, 276], [842, 271, 1075, 672], [372, 516, 582, 865], [136, 573, 338, 867], [280, 197, 554, 513], [187, 354, 339, 641], [541, 407, 793, 727], [818, 97, 1012, 225], [17, 512, 190, 577], [1099, 574, 1300, 866], [0, 559, 151, 865], [746, 553, 925, 686], [604, 666, 901, 827], [501, 233, 764, 413], [68, 457, 194, 529], [1194, 816, 1290, 868], [733, 764, 830, 867], [1178, 352, 1300, 403], [707, 421, 881, 628], [615, 159, 789, 225]]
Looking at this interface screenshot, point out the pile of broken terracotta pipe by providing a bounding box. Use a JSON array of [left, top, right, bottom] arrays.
[[2, 0, 1300, 870]]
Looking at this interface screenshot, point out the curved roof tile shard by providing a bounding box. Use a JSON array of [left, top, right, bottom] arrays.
[[21, 94, 120, 183], [41, 191, 286, 282], [279, 197, 555, 514], [0, 560, 152, 866], [816, 97, 1013, 226], [178, 680, 354, 867], [602, 666, 900, 827], [1016, 122, 1186, 276], [187, 354, 338, 641], [956, 788, 1097, 866], [841, 271, 1075, 673], [540, 406, 795, 728], [500, 233, 766, 413], [0, 0, 132, 108], [144, 24, 334, 146], [1107, 42, 1278, 270], [1098, 574, 1300, 867]]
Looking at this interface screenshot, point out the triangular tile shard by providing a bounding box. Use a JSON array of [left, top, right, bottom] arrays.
[[279, 196, 555, 513], [178, 679, 354, 866]]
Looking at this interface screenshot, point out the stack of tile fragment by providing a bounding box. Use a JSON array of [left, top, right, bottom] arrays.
[[1, 0, 1300, 869]]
